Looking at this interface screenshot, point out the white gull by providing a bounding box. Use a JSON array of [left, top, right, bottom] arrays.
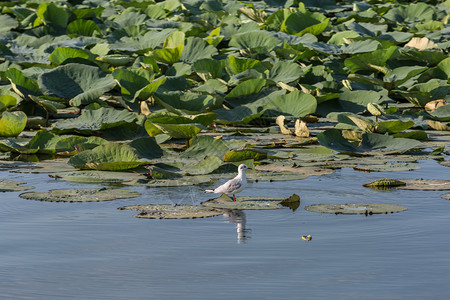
[[205, 164, 249, 202]]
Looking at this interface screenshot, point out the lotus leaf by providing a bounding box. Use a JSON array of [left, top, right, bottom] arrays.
[[193, 58, 223, 81], [268, 61, 304, 84], [180, 37, 218, 63], [67, 19, 101, 36], [36, 2, 69, 28], [150, 31, 185, 65], [226, 78, 266, 99], [55, 136, 108, 155], [202, 195, 284, 210], [318, 129, 421, 155], [281, 11, 329, 36], [53, 107, 138, 134], [266, 90, 317, 117], [224, 149, 267, 162], [305, 203, 407, 215], [397, 179, 450, 191], [5, 68, 40, 99], [181, 136, 229, 159], [229, 30, 281, 52], [0, 180, 34, 192], [128, 137, 164, 160], [38, 63, 116, 107], [20, 188, 141, 202], [48, 47, 96, 65], [376, 120, 415, 134], [353, 163, 420, 172], [0, 111, 27, 137], [57, 170, 145, 184], [68, 143, 145, 171], [183, 156, 223, 175], [119, 204, 222, 219]]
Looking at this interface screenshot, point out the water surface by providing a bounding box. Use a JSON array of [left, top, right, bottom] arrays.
[[1, 160, 449, 299]]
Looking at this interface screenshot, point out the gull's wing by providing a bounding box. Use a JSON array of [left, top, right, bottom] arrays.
[[215, 177, 241, 194]]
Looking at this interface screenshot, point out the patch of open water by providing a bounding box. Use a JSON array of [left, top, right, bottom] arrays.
[[1, 159, 449, 299]]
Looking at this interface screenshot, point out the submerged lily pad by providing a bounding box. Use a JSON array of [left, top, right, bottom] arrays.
[[119, 204, 222, 219], [56, 170, 146, 184], [397, 179, 450, 191], [305, 203, 407, 215], [19, 188, 141, 202], [363, 178, 407, 188], [0, 180, 34, 192], [201, 195, 285, 210], [353, 163, 420, 172]]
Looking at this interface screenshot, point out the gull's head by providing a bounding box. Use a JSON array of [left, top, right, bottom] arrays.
[[238, 164, 249, 171]]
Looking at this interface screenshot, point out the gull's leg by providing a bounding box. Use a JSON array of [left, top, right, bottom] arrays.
[[233, 194, 236, 202]]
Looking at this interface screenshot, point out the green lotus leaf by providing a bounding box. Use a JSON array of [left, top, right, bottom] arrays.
[[305, 203, 407, 215], [20, 188, 141, 202], [0, 95, 18, 112], [226, 78, 266, 99], [384, 2, 435, 23], [181, 136, 229, 160], [5, 68, 40, 99], [35, 2, 69, 28], [229, 30, 281, 52], [111, 10, 147, 28], [29, 95, 65, 115], [429, 104, 450, 122], [135, 76, 167, 101], [26, 130, 62, 154], [281, 11, 329, 36], [69, 143, 145, 171], [318, 129, 421, 155], [318, 90, 381, 116], [156, 92, 217, 113], [180, 37, 218, 63], [127, 137, 164, 160], [344, 46, 398, 73], [354, 163, 420, 172], [376, 120, 415, 134], [225, 55, 265, 76], [55, 136, 108, 155], [265, 90, 317, 117], [224, 149, 267, 162], [328, 30, 360, 45], [264, 8, 292, 31], [202, 195, 283, 210], [192, 58, 223, 81], [436, 57, 450, 79], [0, 180, 34, 192], [38, 63, 116, 107], [392, 131, 428, 140], [146, 111, 217, 127], [150, 31, 185, 65], [145, 122, 202, 139], [67, 19, 101, 36], [112, 68, 154, 99], [0, 14, 19, 33], [53, 107, 138, 134], [48, 47, 96, 65], [383, 66, 428, 86], [183, 156, 223, 175], [268, 60, 304, 83], [119, 204, 222, 219], [0, 111, 27, 137], [97, 55, 134, 66]]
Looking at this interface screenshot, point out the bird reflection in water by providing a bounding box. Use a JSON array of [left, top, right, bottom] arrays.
[[222, 209, 250, 244]]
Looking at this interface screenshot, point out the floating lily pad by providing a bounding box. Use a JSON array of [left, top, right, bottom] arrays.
[[441, 193, 450, 200], [119, 204, 222, 219], [56, 170, 146, 184], [20, 188, 141, 202], [202, 195, 284, 210], [0, 180, 34, 192], [353, 163, 420, 172], [305, 203, 407, 215], [397, 179, 450, 191]]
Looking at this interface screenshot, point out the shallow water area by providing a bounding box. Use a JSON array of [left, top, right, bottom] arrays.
[[1, 159, 449, 299]]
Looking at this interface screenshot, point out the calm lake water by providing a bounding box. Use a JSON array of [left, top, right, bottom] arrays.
[[1, 159, 449, 299]]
